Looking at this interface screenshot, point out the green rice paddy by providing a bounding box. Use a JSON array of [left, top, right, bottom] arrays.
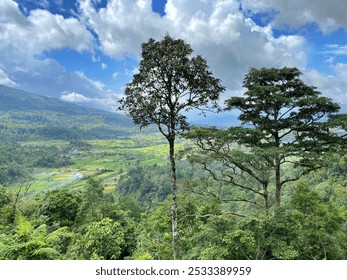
[[14, 133, 182, 194]]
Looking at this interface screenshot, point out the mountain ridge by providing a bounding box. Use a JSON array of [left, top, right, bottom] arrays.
[[0, 84, 124, 116], [0, 84, 135, 141]]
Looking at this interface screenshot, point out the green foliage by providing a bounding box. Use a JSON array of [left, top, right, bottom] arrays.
[[134, 195, 230, 260], [179, 201, 233, 260], [281, 182, 346, 259], [222, 182, 347, 260], [0, 215, 71, 260], [66, 218, 125, 260], [0, 185, 11, 207], [117, 164, 171, 207], [69, 178, 138, 259], [132, 200, 173, 260], [328, 113, 347, 132], [222, 216, 270, 260], [39, 189, 81, 227], [77, 178, 105, 223], [119, 35, 224, 132]]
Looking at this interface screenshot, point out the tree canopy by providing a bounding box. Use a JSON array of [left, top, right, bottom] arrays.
[[184, 67, 346, 209]]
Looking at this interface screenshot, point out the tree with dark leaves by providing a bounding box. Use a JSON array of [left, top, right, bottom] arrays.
[[119, 35, 225, 259]]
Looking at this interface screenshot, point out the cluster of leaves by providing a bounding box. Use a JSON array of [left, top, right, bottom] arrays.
[[0, 179, 140, 260]]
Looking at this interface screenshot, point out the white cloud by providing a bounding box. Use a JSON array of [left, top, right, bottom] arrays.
[[61, 92, 91, 103], [78, 0, 163, 58], [0, 68, 16, 86], [303, 64, 347, 112], [60, 90, 120, 112], [322, 44, 347, 56], [240, 0, 347, 33], [0, 0, 94, 54], [1, 0, 346, 116], [77, 0, 307, 99], [165, 0, 307, 95], [101, 63, 108, 70], [0, 0, 26, 25], [27, 9, 94, 52]]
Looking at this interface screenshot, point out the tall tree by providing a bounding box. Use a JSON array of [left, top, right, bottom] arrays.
[[118, 35, 225, 259], [185, 67, 345, 209]]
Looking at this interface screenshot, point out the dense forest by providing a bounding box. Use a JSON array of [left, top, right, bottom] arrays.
[[0, 143, 346, 260], [1, 36, 347, 260]]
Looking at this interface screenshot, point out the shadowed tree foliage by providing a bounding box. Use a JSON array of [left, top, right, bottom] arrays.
[[118, 35, 225, 259]]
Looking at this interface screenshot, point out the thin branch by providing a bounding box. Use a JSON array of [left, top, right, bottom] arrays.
[[182, 212, 246, 219]]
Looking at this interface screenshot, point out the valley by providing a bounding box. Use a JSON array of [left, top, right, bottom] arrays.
[[10, 134, 174, 194]]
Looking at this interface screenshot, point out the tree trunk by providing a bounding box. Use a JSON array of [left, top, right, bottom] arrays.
[[275, 157, 281, 207], [263, 183, 269, 213], [169, 137, 179, 260]]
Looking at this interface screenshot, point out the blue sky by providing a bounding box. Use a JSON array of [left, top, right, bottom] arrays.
[[1, 0, 347, 124]]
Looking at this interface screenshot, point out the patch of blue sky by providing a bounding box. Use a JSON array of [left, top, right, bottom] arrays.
[[246, 11, 277, 28], [304, 26, 347, 74], [15, 0, 40, 16], [268, 22, 347, 75], [93, 0, 108, 12], [39, 48, 137, 92], [152, 0, 166, 16], [15, 0, 78, 18]]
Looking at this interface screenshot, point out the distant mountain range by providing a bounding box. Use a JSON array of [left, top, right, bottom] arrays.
[[0, 85, 135, 141]]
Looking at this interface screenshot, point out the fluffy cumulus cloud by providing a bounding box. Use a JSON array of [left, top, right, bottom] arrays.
[[304, 65, 347, 111], [0, 1, 94, 54], [165, 0, 306, 91], [77, 0, 307, 99], [233, 0, 347, 111], [0, 0, 120, 111], [1, 0, 347, 114], [78, 0, 164, 58], [0, 0, 26, 24], [240, 0, 347, 33]]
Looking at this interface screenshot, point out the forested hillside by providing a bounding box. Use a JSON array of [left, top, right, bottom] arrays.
[[0, 85, 134, 141]]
